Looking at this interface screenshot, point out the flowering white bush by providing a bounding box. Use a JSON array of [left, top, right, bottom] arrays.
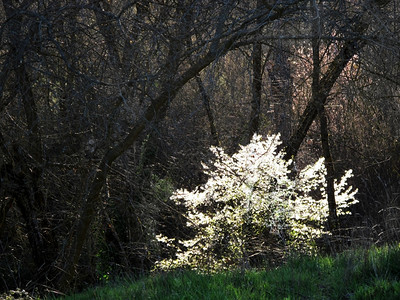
[[156, 135, 358, 270]]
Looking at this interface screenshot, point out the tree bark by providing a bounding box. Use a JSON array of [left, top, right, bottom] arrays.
[[320, 107, 337, 228], [248, 0, 265, 142], [249, 40, 262, 141], [267, 40, 292, 142], [310, 0, 337, 227], [195, 75, 219, 146]]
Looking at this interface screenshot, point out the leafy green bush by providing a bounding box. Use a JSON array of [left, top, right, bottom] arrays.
[[156, 135, 358, 270]]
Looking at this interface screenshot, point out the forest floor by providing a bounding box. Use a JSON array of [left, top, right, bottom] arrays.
[[2, 243, 400, 300], [48, 243, 400, 300]]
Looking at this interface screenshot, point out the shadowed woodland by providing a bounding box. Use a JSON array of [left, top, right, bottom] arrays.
[[0, 0, 399, 295]]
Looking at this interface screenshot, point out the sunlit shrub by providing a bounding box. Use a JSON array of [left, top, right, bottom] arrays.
[[156, 135, 358, 270]]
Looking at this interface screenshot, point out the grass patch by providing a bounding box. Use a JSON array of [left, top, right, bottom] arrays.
[[46, 243, 400, 299]]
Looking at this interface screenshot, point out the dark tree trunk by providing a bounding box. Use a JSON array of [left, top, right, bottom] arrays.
[[319, 107, 337, 228], [268, 40, 292, 142], [310, 0, 337, 227], [195, 75, 219, 146], [249, 40, 262, 141]]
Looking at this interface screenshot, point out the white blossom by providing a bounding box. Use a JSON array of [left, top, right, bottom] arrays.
[[156, 134, 358, 269]]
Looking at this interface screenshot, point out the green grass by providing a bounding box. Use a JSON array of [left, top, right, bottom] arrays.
[[49, 243, 400, 300]]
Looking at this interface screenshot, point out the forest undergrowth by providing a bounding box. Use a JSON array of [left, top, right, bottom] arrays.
[[2, 243, 399, 300]]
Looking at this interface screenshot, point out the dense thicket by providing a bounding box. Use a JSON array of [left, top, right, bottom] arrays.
[[0, 0, 399, 294]]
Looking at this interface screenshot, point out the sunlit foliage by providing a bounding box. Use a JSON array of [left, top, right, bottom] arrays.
[[156, 135, 358, 270]]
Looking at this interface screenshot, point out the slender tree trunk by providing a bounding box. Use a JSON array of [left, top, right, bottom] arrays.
[[268, 39, 292, 142], [320, 107, 337, 227], [249, 40, 262, 141], [195, 75, 219, 146], [17, 69, 46, 265], [310, 0, 337, 227]]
